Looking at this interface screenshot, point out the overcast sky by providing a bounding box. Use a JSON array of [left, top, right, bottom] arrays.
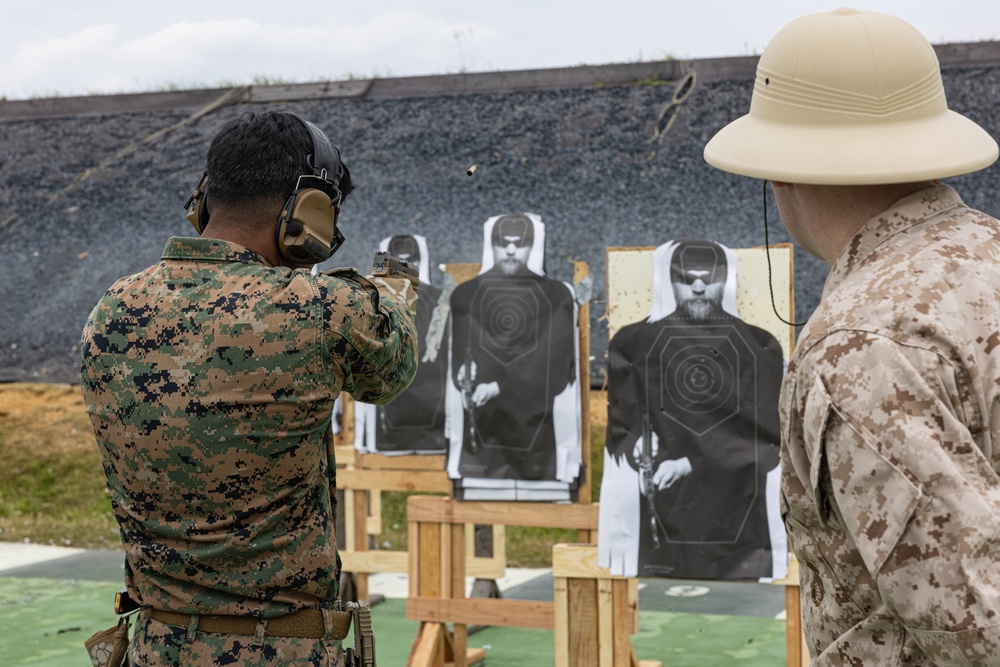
[[1, 1, 998, 100]]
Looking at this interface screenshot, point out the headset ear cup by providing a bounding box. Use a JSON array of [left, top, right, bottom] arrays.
[[185, 198, 202, 234], [275, 188, 340, 267]]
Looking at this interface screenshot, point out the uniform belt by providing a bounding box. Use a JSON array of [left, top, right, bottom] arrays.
[[146, 607, 352, 640]]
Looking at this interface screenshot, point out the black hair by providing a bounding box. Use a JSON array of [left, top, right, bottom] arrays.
[[205, 111, 314, 208]]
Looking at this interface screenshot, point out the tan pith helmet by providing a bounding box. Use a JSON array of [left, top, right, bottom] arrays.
[[704, 8, 998, 184]]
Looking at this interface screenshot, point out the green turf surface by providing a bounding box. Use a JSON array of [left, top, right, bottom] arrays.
[[0, 577, 122, 667], [1, 577, 787, 666], [631, 610, 786, 666]]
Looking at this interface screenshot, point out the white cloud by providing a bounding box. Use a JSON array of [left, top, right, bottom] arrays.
[[0, 13, 505, 98], [0, 1, 998, 99], [7, 25, 122, 96]]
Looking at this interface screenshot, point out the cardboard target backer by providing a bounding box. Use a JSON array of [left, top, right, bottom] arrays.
[[599, 240, 790, 581]]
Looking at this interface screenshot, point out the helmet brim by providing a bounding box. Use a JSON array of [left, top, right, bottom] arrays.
[[705, 104, 998, 185]]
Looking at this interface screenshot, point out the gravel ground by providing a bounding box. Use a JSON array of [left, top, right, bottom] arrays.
[[2, 63, 999, 384]]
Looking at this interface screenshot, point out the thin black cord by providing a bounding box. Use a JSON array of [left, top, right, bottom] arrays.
[[763, 180, 809, 327]]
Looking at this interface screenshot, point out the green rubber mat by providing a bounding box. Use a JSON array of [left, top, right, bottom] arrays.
[[0, 577, 122, 666]]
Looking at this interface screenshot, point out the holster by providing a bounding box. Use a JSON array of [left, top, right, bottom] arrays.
[[84, 614, 131, 667], [343, 600, 376, 667]]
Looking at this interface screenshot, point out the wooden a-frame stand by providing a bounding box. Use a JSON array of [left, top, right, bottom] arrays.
[[406, 497, 661, 667], [335, 397, 506, 605]]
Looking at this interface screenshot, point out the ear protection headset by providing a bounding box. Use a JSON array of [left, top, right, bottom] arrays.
[[184, 112, 350, 268]]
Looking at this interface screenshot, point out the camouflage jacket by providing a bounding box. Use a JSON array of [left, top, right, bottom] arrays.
[[80, 237, 417, 619], [781, 185, 1000, 665]]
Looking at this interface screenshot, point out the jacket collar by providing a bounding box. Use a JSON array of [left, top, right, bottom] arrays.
[[823, 184, 965, 298], [161, 237, 273, 266]]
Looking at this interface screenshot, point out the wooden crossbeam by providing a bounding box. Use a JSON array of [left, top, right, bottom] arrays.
[[339, 469, 453, 493], [407, 496, 599, 528], [406, 596, 555, 629]]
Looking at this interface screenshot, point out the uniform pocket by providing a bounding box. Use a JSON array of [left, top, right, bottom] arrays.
[[806, 375, 926, 576], [802, 375, 838, 524]]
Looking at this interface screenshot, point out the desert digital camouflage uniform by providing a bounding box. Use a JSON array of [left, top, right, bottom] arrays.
[[781, 185, 1000, 665], [80, 237, 418, 667]]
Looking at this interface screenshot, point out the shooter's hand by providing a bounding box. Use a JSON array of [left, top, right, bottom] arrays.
[[369, 274, 418, 314], [371, 251, 419, 314], [653, 457, 692, 490]]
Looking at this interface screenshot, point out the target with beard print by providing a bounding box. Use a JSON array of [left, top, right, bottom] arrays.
[[599, 240, 787, 581], [445, 213, 582, 500]]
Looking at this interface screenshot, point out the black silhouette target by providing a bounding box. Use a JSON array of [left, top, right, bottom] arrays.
[[603, 298, 786, 581], [378, 285, 447, 447], [474, 283, 542, 367], [450, 270, 578, 482], [649, 333, 742, 436]]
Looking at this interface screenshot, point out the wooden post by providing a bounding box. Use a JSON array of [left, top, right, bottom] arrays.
[[774, 555, 810, 667], [552, 543, 660, 667], [554, 574, 570, 667], [612, 579, 637, 664], [786, 586, 803, 666], [352, 488, 369, 602], [450, 522, 468, 667], [570, 578, 600, 665]]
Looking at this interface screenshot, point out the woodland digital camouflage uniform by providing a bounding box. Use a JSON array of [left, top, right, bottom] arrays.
[[80, 237, 418, 666], [781, 185, 1000, 665]]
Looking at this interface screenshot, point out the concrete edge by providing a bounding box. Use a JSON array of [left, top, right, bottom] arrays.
[[0, 542, 87, 571], [2, 41, 998, 121]]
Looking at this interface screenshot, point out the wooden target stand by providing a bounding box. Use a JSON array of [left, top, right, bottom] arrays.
[[606, 243, 807, 667], [333, 265, 510, 604], [407, 498, 664, 667]]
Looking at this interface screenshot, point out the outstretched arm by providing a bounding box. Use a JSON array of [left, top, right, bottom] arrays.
[[323, 271, 418, 405]]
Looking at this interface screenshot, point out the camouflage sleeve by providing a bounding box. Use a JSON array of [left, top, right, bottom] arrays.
[[803, 329, 1000, 664], [320, 270, 418, 405]]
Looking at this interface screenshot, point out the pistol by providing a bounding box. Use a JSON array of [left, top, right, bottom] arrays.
[[372, 251, 419, 288]]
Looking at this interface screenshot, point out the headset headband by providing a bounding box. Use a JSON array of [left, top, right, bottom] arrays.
[[284, 112, 343, 186]]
